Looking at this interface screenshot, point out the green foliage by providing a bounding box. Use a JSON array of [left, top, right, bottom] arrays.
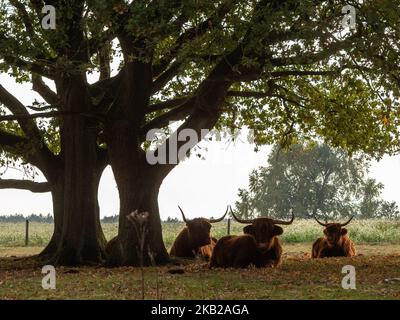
[[1, 0, 400, 236], [359, 179, 400, 219], [1, 0, 400, 170], [235, 141, 399, 219]]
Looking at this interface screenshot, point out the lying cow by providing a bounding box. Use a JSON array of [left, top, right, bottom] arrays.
[[170, 206, 228, 260], [210, 207, 294, 268], [197, 237, 218, 261], [312, 216, 356, 258]]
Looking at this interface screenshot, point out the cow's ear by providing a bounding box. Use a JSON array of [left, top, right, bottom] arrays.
[[323, 229, 328, 235], [341, 228, 348, 235], [273, 225, 283, 236], [243, 225, 255, 235]]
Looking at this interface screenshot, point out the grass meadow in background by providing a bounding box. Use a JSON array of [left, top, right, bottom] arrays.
[[0, 219, 399, 248]]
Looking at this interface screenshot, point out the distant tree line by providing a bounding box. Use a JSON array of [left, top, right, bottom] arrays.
[[164, 217, 180, 223], [101, 215, 119, 224], [235, 142, 400, 220], [0, 213, 54, 223]]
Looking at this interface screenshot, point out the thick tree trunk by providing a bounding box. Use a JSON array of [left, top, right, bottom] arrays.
[[39, 166, 106, 263], [51, 124, 106, 265], [105, 121, 168, 266], [109, 177, 168, 266], [38, 174, 64, 259], [39, 169, 107, 260], [47, 75, 107, 266]]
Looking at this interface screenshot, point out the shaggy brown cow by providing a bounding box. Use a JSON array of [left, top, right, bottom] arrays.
[[170, 206, 228, 260], [197, 237, 218, 261], [311, 216, 356, 258], [210, 208, 294, 268]]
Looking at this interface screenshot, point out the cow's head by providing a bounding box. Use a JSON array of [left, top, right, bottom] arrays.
[[179, 206, 228, 248], [231, 207, 294, 250], [314, 216, 354, 246]]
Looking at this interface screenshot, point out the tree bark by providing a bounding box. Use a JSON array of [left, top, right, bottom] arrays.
[[104, 120, 168, 266], [39, 166, 106, 262], [50, 124, 106, 265], [46, 75, 107, 266], [38, 173, 64, 258], [116, 173, 167, 266]]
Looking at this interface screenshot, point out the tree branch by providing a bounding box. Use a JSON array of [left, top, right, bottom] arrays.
[[227, 86, 276, 99], [89, 72, 123, 115], [0, 129, 27, 147], [98, 45, 111, 81], [31, 74, 59, 105], [1, 55, 54, 79], [0, 179, 51, 193], [152, 60, 181, 94], [0, 84, 45, 139], [150, 45, 248, 180], [0, 110, 104, 122], [273, 94, 307, 109], [151, 5, 224, 77], [227, 87, 307, 108], [146, 96, 191, 113], [10, 0, 35, 38], [141, 99, 194, 134], [270, 33, 360, 67], [29, 0, 44, 18], [0, 129, 58, 178], [0, 89, 61, 175], [88, 28, 116, 58], [152, 0, 237, 89], [269, 70, 341, 77]]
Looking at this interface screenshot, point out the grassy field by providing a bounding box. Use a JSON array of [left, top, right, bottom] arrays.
[[0, 220, 399, 300], [1, 219, 400, 248], [0, 243, 399, 299]]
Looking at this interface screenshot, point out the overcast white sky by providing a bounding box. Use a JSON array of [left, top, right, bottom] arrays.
[[1, 73, 400, 220]]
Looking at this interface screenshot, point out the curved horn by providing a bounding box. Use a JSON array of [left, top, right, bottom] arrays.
[[313, 214, 328, 227], [340, 216, 354, 227], [229, 205, 254, 224], [178, 206, 189, 223], [272, 208, 295, 225], [208, 206, 229, 223]]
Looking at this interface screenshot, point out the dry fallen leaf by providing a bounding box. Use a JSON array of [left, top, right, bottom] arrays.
[[384, 278, 400, 283]]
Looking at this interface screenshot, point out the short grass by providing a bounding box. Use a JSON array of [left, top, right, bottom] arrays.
[[0, 244, 399, 300], [0, 219, 399, 248], [0, 220, 399, 300]]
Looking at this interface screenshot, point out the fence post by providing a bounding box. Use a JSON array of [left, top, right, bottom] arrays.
[[25, 219, 29, 246], [227, 218, 231, 235]]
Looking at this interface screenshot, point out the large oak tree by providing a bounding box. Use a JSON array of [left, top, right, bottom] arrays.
[[0, 0, 397, 265]]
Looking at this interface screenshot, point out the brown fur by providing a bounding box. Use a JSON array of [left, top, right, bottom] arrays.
[[170, 218, 214, 259], [210, 218, 284, 268], [197, 237, 218, 261], [312, 223, 356, 258]]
